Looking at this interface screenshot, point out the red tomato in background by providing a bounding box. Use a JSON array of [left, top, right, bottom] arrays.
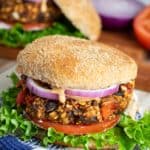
[[133, 6, 150, 50]]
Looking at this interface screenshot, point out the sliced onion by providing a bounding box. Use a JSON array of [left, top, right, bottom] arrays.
[[65, 85, 119, 98], [92, 0, 144, 29], [26, 78, 119, 100], [26, 78, 59, 100], [0, 21, 12, 30]]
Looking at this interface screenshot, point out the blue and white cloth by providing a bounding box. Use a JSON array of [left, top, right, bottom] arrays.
[[0, 135, 66, 150]]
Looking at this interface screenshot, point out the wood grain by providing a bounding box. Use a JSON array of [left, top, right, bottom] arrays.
[[0, 30, 150, 91], [0, 45, 20, 59], [100, 30, 150, 92]]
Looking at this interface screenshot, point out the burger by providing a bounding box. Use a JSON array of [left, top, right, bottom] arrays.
[[0, 0, 101, 48], [10, 35, 149, 149], [1, 35, 150, 149]]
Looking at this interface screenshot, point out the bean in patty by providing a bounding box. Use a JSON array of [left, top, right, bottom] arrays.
[[45, 101, 58, 113]]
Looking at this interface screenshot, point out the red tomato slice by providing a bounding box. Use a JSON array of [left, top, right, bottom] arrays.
[[133, 6, 150, 50], [0, 21, 49, 31], [23, 23, 49, 31], [16, 90, 26, 106], [30, 115, 120, 135]]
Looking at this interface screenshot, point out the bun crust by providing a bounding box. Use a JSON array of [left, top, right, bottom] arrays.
[[53, 0, 101, 40], [17, 35, 137, 90]]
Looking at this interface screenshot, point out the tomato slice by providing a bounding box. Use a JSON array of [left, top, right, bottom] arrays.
[[23, 23, 49, 31], [0, 21, 49, 31], [133, 6, 150, 50], [30, 115, 120, 135], [16, 90, 26, 106]]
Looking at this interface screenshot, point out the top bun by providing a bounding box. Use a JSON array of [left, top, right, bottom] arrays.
[[53, 0, 101, 40], [17, 35, 137, 90]]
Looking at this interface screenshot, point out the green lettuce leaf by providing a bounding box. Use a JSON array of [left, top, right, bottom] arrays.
[[0, 21, 84, 48], [119, 113, 150, 149], [42, 126, 136, 150], [8, 73, 20, 86], [0, 73, 20, 108], [0, 73, 37, 140], [0, 73, 150, 150], [0, 106, 37, 140]]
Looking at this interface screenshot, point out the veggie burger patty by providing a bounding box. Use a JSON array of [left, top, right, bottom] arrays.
[[0, 0, 61, 24]]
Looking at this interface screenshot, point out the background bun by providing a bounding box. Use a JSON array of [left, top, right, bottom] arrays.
[[17, 35, 137, 90], [54, 0, 101, 40]]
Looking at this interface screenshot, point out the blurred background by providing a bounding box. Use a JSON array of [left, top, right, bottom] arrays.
[[0, 0, 150, 91]]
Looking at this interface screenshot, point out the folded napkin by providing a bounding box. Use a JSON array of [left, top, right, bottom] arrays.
[[0, 135, 68, 150], [0, 135, 32, 150]]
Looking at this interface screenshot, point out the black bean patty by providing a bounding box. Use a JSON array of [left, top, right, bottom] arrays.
[[0, 0, 61, 23]]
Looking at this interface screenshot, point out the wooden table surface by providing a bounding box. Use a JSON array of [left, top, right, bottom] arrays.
[[0, 30, 150, 91], [0, 58, 15, 74]]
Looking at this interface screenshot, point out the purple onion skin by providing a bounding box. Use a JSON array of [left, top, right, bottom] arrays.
[[101, 15, 133, 30]]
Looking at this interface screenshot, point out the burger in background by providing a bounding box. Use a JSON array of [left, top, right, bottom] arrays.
[[0, 0, 61, 30], [0, 0, 101, 48]]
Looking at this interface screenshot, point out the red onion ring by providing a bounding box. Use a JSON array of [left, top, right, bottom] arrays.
[[65, 85, 119, 98], [26, 78, 119, 100], [26, 78, 59, 100]]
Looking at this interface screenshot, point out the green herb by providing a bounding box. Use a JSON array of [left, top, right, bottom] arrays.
[[0, 73, 150, 149], [0, 22, 84, 48]]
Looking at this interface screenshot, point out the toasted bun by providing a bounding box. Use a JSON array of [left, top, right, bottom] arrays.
[[53, 0, 101, 40], [17, 35, 137, 90]]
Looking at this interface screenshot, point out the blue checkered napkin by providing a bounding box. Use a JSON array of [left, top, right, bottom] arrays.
[[0, 135, 32, 150], [0, 135, 68, 150]]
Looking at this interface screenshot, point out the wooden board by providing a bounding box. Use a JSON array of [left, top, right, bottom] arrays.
[[0, 30, 150, 91], [0, 45, 20, 59], [100, 30, 150, 92]]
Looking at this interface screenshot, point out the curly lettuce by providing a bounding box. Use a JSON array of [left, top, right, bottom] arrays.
[[0, 73, 37, 140], [0, 21, 84, 48], [0, 73, 150, 150], [119, 113, 150, 149]]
